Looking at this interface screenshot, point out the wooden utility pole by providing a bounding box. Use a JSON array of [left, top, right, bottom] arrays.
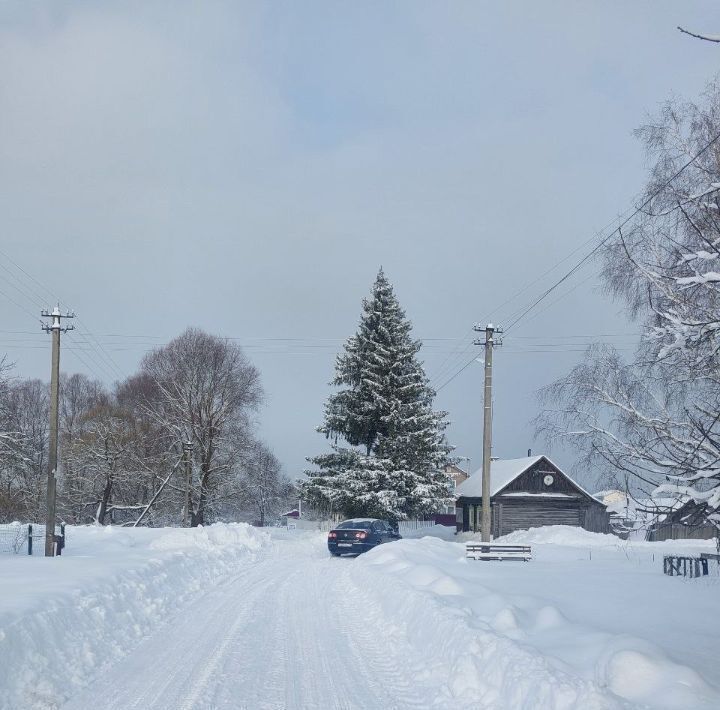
[[183, 441, 193, 527], [41, 306, 74, 557], [473, 323, 501, 542]]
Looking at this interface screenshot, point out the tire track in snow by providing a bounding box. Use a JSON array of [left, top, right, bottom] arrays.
[[63, 540, 424, 710], [331, 562, 442, 709], [62, 555, 283, 710]]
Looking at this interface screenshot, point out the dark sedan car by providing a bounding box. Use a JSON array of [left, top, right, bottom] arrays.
[[327, 518, 401, 556]]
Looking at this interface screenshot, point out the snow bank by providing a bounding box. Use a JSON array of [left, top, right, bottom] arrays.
[[492, 524, 717, 550], [399, 523, 457, 540], [348, 536, 720, 709], [0, 523, 270, 710], [495, 524, 621, 546]]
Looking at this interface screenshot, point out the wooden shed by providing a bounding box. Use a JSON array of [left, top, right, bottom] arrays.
[[455, 455, 610, 536], [646, 500, 718, 542]]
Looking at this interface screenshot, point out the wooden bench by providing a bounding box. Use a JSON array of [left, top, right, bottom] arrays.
[[466, 543, 532, 561]]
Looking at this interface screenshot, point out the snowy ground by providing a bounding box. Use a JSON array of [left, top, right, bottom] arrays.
[[0, 524, 718, 710]]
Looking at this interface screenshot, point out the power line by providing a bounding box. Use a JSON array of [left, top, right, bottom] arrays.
[[0, 252, 127, 382], [434, 127, 720, 392], [0, 286, 45, 326], [428, 200, 645, 389], [502, 129, 720, 335], [434, 354, 480, 392]]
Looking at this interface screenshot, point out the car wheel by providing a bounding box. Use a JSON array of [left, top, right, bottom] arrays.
[[330, 551, 341, 557]]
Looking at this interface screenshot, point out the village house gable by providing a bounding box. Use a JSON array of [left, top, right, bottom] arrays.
[[455, 455, 610, 536]]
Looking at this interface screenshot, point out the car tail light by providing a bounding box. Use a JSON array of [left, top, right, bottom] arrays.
[[355, 531, 368, 540], [328, 531, 337, 539]]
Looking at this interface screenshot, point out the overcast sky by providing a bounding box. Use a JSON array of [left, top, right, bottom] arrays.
[[1, 2, 719, 487]]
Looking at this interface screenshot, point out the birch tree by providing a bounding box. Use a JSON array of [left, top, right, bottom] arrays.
[[538, 79, 720, 532]]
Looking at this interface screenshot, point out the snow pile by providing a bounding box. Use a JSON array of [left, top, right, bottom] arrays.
[[348, 536, 720, 709], [0, 523, 270, 710], [494, 524, 621, 546], [147, 522, 266, 552], [399, 523, 457, 540]]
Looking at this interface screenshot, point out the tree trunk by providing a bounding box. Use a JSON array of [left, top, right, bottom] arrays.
[[97, 473, 113, 525], [193, 436, 214, 527]]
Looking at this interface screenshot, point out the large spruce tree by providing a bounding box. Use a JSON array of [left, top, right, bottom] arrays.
[[303, 269, 452, 521]]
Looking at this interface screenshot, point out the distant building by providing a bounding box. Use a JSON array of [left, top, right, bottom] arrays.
[[435, 462, 471, 527], [646, 500, 717, 542], [279, 509, 300, 527], [593, 489, 718, 541], [444, 462, 470, 488], [594, 489, 639, 538], [455, 455, 610, 536]]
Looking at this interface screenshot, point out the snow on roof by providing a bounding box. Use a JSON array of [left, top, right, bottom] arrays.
[[500, 492, 576, 498], [455, 455, 597, 500], [456, 456, 542, 497]]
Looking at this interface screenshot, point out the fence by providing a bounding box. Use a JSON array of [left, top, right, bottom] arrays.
[[0, 523, 66, 555], [398, 520, 437, 533], [663, 555, 709, 578], [648, 522, 717, 542], [285, 518, 335, 532], [283, 519, 438, 533]]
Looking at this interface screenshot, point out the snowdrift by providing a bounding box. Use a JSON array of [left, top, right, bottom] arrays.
[[0, 523, 270, 710], [495, 524, 621, 546], [349, 535, 720, 709]]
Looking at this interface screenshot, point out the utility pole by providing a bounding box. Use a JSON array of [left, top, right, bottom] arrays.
[[41, 305, 74, 557], [473, 323, 502, 542], [183, 441, 194, 527]]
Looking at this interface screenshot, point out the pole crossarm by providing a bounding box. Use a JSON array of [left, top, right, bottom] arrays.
[[41, 305, 76, 333]]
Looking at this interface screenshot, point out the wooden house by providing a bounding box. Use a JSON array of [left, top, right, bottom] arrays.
[[434, 462, 471, 527], [646, 500, 717, 542], [455, 455, 610, 536], [444, 462, 470, 488]]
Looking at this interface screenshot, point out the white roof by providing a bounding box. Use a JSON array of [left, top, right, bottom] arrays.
[[455, 456, 595, 500], [456, 456, 541, 497]]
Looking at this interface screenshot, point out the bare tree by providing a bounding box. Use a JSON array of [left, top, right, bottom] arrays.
[[0, 358, 26, 521], [0, 378, 49, 522], [62, 403, 140, 524], [140, 328, 263, 525], [239, 441, 293, 526], [0, 332, 278, 528], [678, 27, 720, 44], [60, 373, 108, 444]]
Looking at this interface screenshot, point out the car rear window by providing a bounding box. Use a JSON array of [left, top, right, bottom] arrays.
[[336, 520, 372, 529]]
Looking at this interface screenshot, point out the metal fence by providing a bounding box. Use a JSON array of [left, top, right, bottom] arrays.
[[0, 523, 66, 555]]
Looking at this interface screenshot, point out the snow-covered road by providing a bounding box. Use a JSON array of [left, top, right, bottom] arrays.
[[3, 525, 719, 710], [62, 540, 429, 710]]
